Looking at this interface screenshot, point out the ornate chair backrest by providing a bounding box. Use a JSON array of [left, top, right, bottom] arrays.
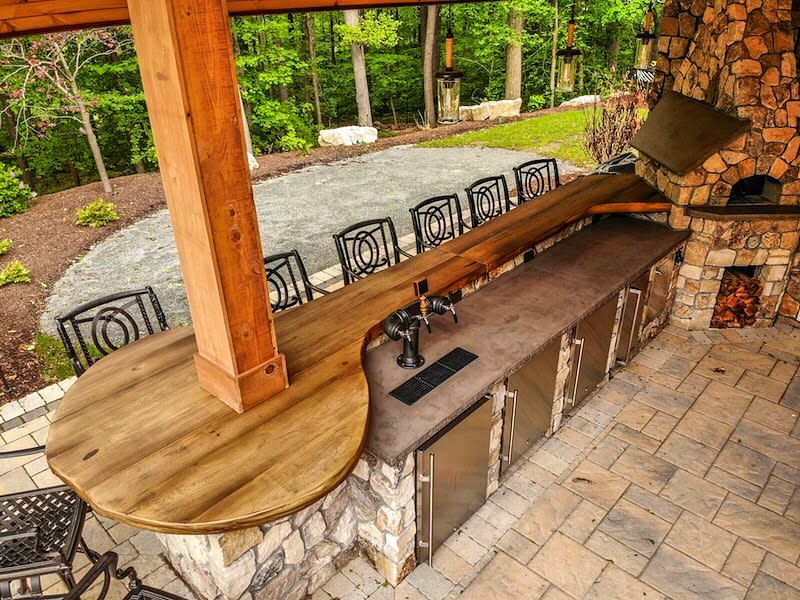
[[55, 287, 169, 377], [409, 194, 465, 254], [333, 218, 403, 285], [465, 175, 510, 228], [264, 249, 319, 312], [512, 158, 561, 205]]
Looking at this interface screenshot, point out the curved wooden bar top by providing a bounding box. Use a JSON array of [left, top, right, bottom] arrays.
[[46, 174, 671, 534]]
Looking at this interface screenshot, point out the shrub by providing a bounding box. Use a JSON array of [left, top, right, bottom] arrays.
[[0, 239, 11, 255], [0, 260, 31, 286], [582, 90, 646, 164], [75, 198, 120, 227], [0, 164, 35, 218]]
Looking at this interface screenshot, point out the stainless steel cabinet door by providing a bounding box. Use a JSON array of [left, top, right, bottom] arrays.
[[616, 271, 650, 364], [502, 337, 560, 474], [644, 255, 675, 324], [415, 396, 492, 565], [568, 295, 618, 407]]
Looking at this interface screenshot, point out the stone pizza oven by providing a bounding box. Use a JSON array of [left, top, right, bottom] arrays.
[[633, 0, 800, 329]]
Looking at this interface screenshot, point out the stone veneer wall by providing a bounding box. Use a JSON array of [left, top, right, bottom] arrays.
[[155, 216, 675, 600], [636, 0, 800, 328]]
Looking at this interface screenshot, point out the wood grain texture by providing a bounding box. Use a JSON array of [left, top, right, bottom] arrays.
[[47, 174, 672, 533], [128, 0, 287, 412]]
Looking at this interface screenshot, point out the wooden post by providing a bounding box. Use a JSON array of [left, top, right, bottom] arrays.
[[127, 0, 288, 413]]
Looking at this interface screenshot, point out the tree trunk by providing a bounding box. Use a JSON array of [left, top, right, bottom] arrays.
[[73, 90, 112, 193], [549, 0, 559, 108], [68, 161, 82, 187], [344, 9, 373, 127], [329, 14, 336, 64], [306, 13, 323, 125], [422, 5, 439, 127], [134, 160, 146, 174], [505, 7, 523, 100], [608, 26, 620, 74]]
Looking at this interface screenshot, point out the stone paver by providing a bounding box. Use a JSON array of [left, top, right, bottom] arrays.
[[3, 322, 800, 599]]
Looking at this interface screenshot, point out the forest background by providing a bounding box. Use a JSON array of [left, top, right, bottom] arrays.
[[0, 0, 656, 197]]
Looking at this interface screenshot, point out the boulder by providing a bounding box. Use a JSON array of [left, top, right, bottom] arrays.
[[318, 126, 378, 147], [560, 94, 601, 107], [247, 152, 259, 170], [459, 98, 522, 121]]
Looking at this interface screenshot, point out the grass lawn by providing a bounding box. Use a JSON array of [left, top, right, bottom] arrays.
[[418, 109, 596, 168]]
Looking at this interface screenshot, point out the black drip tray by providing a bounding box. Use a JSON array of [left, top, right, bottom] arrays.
[[390, 347, 478, 406]]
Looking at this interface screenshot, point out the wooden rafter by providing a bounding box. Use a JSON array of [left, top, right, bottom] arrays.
[[0, 0, 465, 38]]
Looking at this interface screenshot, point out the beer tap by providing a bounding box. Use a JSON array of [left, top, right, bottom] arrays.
[[383, 292, 459, 369]]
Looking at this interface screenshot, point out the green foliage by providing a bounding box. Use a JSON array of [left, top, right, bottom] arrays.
[[336, 11, 400, 48], [34, 332, 75, 381], [75, 198, 120, 227], [249, 100, 316, 154], [527, 94, 548, 111], [0, 239, 11, 255], [0, 260, 31, 286], [0, 164, 35, 217], [419, 109, 594, 167]]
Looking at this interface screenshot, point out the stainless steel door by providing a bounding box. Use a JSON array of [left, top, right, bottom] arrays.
[[568, 296, 618, 407], [644, 255, 674, 324], [502, 337, 560, 473], [616, 271, 650, 364], [416, 396, 492, 565]]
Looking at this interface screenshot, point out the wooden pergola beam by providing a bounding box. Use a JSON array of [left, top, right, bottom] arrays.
[[0, 0, 461, 38]]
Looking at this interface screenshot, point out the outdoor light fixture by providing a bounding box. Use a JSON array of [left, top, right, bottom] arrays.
[[556, 1, 581, 93], [634, 3, 657, 71], [435, 6, 464, 123]]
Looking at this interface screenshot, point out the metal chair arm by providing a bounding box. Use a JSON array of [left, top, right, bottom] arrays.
[[0, 446, 45, 460], [307, 282, 330, 297], [398, 247, 415, 259]]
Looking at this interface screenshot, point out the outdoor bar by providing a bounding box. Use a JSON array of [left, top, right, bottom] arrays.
[[1, 0, 799, 599]]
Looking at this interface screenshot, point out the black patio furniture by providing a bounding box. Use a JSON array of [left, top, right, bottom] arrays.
[[264, 249, 329, 312], [512, 158, 561, 205], [409, 194, 467, 254], [63, 551, 185, 600], [55, 287, 169, 377], [0, 445, 96, 600], [333, 217, 413, 285], [464, 175, 511, 227]]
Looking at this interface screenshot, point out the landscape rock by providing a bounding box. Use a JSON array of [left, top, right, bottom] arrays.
[[560, 94, 601, 107], [459, 98, 522, 121], [318, 126, 378, 146]]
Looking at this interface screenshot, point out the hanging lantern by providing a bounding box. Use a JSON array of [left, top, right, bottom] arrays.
[[634, 3, 657, 71], [435, 8, 464, 124], [556, 2, 581, 93]]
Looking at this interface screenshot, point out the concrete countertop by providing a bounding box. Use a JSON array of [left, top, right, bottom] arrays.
[[364, 217, 689, 464]]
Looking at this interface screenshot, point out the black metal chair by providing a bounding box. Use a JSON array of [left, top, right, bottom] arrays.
[[333, 217, 413, 285], [54, 287, 169, 377], [409, 194, 467, 254], [512, 158, 561, 205], [264, 249, 328, 312], [63, 551, 185, 600], [0, 446, 95, 600], [464, 175, 511, 228]]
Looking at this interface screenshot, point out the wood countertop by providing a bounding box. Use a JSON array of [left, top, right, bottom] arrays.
[[365, 218, 689, 464], [46, 174, 672, 534]]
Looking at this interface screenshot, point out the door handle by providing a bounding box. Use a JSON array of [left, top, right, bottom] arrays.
[[623, 288, 642, 363], [500, 389, 519, 465], [417, 453, 435, 565], [570, 337, 585, 406]]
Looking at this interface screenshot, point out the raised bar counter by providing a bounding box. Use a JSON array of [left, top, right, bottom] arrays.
[[46, 174, 672, 534], [365, 218, 688, 463]]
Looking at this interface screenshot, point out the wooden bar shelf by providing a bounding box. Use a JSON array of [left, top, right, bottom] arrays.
[[46, 174, 672, 534]]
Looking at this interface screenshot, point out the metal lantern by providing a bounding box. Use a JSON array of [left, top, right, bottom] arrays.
[[436, 14, 463, 124], [556, 4, 581, 93], [634, 5, 657, 71]]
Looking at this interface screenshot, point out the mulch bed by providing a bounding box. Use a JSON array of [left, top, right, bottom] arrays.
[[0, 110, 564, 401]]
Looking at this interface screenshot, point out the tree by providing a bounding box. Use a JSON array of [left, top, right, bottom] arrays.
[[422, 5, 440, 127], [305, 13, 324, 125], [0, 30, 130, 193], [342, 10, 372, 126], [505, 3, 524, 100]]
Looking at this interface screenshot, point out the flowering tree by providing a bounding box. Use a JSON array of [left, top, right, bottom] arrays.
[[0, 29, 132, 193]]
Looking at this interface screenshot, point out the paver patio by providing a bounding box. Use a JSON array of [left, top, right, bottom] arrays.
[[2, 321, 799, 599]]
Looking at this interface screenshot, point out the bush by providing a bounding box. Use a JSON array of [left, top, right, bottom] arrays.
[[0, 164, 35, 218], [0, 260, 31, 286], [0, 239, 10, 255], [75, 198, 120, 227], [582, 90, 646, 164]]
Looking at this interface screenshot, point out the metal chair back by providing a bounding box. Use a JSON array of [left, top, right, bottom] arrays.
[[0, 446, 93, 600], [409, 194, 466, 253], [55, 287, 169, 377], [333, 217, 411, 285], [263, 249, 328, 312], [512, 158, 561, 205], [464, 175, 510, 228]]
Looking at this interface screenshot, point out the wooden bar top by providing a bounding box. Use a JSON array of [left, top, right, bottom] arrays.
[[46, 174, 672, 534]]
